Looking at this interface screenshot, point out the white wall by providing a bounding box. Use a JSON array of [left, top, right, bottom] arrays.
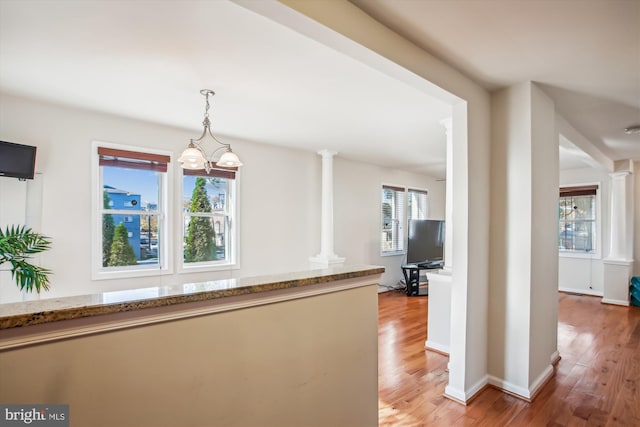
[[0, 92, 442, 302], [273, 0, 491, 401], [333, 157, 445, 287], [489, 82, 558, 398], [559, 167, 610, 295], [528, 84, 559, 392]]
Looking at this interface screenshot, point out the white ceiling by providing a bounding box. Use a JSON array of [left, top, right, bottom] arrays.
[[0, 0, 451, 177], [1, 0, 638, 177], [351, 0, 640, 168]]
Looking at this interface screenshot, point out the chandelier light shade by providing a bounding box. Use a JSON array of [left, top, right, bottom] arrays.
[[178, 89, 243, 172]]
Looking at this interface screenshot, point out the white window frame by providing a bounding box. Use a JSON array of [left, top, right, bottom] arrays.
[[179, 172, 240, 273], [558, 181, 601, 259], [91, 140, 173, 280], [380, 184, 406, 256]]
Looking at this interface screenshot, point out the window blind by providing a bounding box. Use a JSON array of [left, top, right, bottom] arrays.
[[408, 188, 428, 221], [381, 185, 405, 253], [560, 185, 598, 197], [183, 167, 237, 180], [98, 147, 170, 172]]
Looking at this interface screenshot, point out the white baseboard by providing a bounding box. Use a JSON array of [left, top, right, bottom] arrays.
[[488, 364, 554, 401], [425, 340, 449, 355], [559, 287, 602, 297], [444, 375, 488, 405], [487, 375, 531, 400], [529, 364, 554, 398], [466, 375, 489, 401], [601, 298, 630, 306], [443, 385, 466, 404], [550, 350, 561, 365]]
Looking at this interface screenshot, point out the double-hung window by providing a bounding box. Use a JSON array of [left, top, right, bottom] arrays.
[[94, 144, 171, 278], [558, 185, 598, 253], [182, 167, 238, 270], [381, 185, 405, 254], [407, 188, 428, 221], [381, 186, 430, 255]]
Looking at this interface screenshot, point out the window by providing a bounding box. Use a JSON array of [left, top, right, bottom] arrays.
[[381, 185, 405, 254], [94, 144, 170, 278], [558, 185, 598, 253], [182, 167, 238, 269], [407, 189, 428, 221]]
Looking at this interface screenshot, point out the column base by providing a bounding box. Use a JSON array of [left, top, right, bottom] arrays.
[[309, 255, 346, 269], [602, 258, 633, 306]]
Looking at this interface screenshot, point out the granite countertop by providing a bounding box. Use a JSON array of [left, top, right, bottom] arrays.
[[0, 265, 384, 330]]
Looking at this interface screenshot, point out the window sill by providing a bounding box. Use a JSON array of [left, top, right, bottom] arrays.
[[92, 266, 173, 281], [380, 251, 405, 257], [559, 250, 601, 260], [180, 262, 240, 274]]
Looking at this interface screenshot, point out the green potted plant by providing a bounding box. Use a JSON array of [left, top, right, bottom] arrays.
[[0, 225, 51, 293]]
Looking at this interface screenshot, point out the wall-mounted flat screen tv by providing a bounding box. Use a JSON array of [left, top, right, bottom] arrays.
[[407, 219, 445, 264], [0, 141, 37, 180]]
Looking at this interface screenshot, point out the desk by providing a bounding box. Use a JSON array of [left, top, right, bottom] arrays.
[[401, 264, 441, 296]]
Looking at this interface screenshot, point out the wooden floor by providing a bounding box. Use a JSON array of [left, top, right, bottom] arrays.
[[378, 290, 640, 426]]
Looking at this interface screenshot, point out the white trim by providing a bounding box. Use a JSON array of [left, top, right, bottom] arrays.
[[559, 287, 603, 297], [601, 298, 630, 306], [444, 375, 488, 404], [487, 376, 531, 400], [465, 375, 489, 400], [425, 340, 449, 355], [550, 350, 561, 365], [443, 385, 466, 404], [529, 364, 554, 398], [0, 276, 380, 351], [559, 250, 601, 260], [487, 364, 554, 401], [602, 258, 634, 266]]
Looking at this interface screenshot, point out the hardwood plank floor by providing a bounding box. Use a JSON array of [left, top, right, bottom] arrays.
[[378, 290, 640, 426]]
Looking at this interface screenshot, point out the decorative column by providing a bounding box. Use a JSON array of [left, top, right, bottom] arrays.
[[603, 160, 634, 305], [310, 150, 345, 269], [440, 117, 453, 273], [424, 118, 455, 355]]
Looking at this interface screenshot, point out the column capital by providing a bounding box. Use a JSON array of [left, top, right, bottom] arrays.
[[317, 149, 338, 158], [609, 170, 631, 179]]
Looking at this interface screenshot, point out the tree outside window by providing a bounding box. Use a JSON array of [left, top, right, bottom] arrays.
[[184, 177, 217, 262], [183, 172, 236, 267]]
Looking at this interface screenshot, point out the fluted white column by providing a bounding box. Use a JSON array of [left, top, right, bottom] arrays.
[[607, 171, 633, 260], [310, 149, 345, 268], [440, 117, 453, 273], [603, 162, 634, 305]]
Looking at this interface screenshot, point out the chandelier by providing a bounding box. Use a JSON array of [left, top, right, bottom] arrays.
[[178, 89, 243, 172]]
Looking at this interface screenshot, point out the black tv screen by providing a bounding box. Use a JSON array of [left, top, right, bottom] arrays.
[[407, 219, 445, 263], [0, 141, 37, 179]]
